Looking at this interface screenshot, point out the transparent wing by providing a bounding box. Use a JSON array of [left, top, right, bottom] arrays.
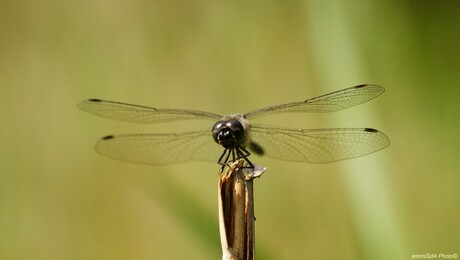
[[249, 125, 389, 163], [245, 84, 384, 119], [78, 99, 222, 123], [95, 129, 223, 165]]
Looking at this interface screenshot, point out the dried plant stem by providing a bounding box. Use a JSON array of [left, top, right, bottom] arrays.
[[218, 159, 266, 260]]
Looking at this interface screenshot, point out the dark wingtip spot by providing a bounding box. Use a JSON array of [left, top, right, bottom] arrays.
[[355, 84, 367, 89], [364, 128, 378, 133], [88, 98, 102, 102], [102, 135, 114, 140]]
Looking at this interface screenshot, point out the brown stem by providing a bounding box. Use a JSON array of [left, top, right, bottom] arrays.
[[218, 160, 266, 260]]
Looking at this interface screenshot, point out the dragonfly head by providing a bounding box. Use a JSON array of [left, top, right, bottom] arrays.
[[212, 120, 245, 149]]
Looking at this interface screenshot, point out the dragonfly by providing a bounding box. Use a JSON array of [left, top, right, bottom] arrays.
[[78, 84, 390, 168]]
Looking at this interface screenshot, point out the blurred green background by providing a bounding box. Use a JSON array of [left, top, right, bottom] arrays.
[[1, 0, 459, 259]]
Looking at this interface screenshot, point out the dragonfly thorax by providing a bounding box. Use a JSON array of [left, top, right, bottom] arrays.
[[212, 119, 245, 149]]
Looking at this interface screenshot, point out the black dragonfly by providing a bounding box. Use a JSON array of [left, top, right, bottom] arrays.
[[78, 84, 390, 168]]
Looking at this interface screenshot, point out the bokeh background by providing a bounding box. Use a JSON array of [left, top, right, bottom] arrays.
[[1, 1, 459, 259]]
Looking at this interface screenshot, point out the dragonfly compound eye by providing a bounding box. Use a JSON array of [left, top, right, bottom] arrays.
[[212, 120, 226, 142], [211, 120, 245, 149]]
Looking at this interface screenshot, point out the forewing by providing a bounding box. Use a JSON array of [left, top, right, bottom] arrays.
[[78, 99, 222, 123], [245, 84, 384, 119], [249, 125, 389, 163], [95, 129, 223, 165]]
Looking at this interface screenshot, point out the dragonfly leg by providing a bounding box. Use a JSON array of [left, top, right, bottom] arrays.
[[231, 149, 237, 162], [218, 149, 231, 165], [238, 145, 251, 158], [218, 149, 232, 172], [235, 146, 254, 169], [218, 146, 254, 170], [217, 149, 225, 164]]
